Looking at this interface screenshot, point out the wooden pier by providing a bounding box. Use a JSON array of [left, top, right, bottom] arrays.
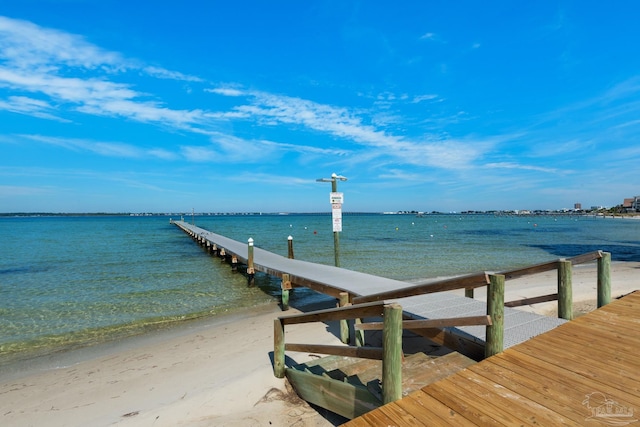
[[172, 220, 624, 420], [343, 290, 640, 426], [172, 220, 609, 358]]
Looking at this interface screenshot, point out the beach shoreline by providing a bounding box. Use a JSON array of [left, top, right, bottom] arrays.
[[1, 261, 638, 426]]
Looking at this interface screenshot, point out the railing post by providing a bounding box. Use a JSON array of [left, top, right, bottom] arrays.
[[558, 260, 573, 320], [485, 274, 504, 358], [281, 274, 291, 311], [465, 288, 474, 298], [287, 235, 294, 259], [382, 303, 403, 404], [274, 318, 285, 378], [339, 292, 350, 344], [247, 238, 255, 287], [597, 251, 611, 307], [355, 318, 365, 347]]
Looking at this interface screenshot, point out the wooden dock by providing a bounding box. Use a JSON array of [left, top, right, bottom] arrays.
[[344, 290, 640, 426], [171, 220, 599, 357]]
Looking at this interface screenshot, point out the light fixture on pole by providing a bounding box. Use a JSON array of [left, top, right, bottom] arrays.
[[316, 173, 347, 267]]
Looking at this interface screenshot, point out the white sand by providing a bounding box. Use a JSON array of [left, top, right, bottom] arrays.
[[1, 261, 638, 426]]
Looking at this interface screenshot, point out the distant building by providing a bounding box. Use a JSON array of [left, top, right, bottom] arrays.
[[622, 196, 640, 212], [574, 203, 582, 210]]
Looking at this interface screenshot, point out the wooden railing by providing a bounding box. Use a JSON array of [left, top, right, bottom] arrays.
[[273, 301, 491, 405], [351, 250, 611, 358], [353, 251, 611, 317]]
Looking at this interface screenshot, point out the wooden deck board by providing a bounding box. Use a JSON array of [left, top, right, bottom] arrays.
[[343, 291, 640, 426], [467, 359, 589, 423]]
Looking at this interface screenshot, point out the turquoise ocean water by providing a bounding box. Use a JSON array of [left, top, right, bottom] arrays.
[[1, 213, 639, 365]]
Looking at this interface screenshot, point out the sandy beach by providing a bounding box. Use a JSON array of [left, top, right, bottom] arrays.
[[1, 261, 638, 426]]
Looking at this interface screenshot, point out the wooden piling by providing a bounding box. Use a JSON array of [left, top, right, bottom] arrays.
[[597, 251, 611, 307], [485, 274, 504, 358], [274, 318, 285, 378], [558, 260, 573, 320], [339, 292, 349, 344], [287, 235, 294, 259], [281, 274, 291, 311], [247, 238, 255, 287], [355, 318, 365, 347], [382, 303, 403, 404]]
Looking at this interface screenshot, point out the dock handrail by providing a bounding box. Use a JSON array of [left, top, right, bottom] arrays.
[[352, 251, 611, 316], [273, 301, 492, 404]]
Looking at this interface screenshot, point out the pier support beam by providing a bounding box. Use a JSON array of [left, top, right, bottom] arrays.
[[339, 292, 350, 344], [281, 274, 291, 311], [597, 251, 611, 307], [558, 260, 573, 320], [247, 238, 255, 287], [485, 274, 505, 358], [274, 318, 285, 378], [382, 303, 403, 404], [287, 236, 294, 259]]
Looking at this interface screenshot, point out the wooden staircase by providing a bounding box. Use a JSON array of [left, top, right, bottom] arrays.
[[285, 351, 476, 420]]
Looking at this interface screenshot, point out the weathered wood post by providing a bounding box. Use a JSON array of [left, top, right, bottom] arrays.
[[339, 292, 350, 344], [274, 318, 286, 378], [355, 318, 365, 347], [597, 251, 611, 307], [382, 303, 403, 404], [287, 235, 294, 259], [281, 273, 291, 310], [485, 274, 505, 358], [465, 288, 474, 299], [231, 255, 238, 272], [219, 248, 226, 262], [247, 238, 255, 287], [558, 259, 573, 320]]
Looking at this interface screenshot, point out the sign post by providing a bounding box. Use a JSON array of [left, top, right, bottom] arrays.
[[316, 174, 347, 267]]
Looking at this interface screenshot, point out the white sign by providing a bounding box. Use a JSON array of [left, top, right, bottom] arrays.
[[330, 192, 344, 204], [332, 203, 342, 232]]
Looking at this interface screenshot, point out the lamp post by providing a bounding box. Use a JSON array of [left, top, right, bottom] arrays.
[[316, 173, 347, 267]]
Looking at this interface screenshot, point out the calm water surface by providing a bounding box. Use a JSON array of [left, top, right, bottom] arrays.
[[1, 213, 639, 365]]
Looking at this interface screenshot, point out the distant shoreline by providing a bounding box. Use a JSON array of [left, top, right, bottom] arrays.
[[2, 211, 639, 218]]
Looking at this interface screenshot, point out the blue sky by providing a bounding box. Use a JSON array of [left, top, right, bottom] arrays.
[[1, 1, 639, 213]]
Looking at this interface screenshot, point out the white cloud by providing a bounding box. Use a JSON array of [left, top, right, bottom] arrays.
[[0, 16, 499, 175], [484, 162, 561, 174], [206, 87, 245, 97], [21, 134, 178, 160], [0, 15, 207, 129], [412, 94, 438, 103], [0, 184, 52, 196], [209, 87, 491, 170], [0, 95, 69, 121]]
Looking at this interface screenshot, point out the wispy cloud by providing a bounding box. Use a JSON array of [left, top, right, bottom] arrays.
[[209, 87, 490, 170], [0, 15, 207, 130], [21, 134, 179, 160], [0, 95, 69, 121], [0, 184, 53, 196], [0, 15, 499, 175], [484, 162, 562, 174]]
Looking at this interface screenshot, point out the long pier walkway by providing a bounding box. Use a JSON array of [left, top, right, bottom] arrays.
[[344, 290, 640, 426], [173, 221, 566, 355]]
